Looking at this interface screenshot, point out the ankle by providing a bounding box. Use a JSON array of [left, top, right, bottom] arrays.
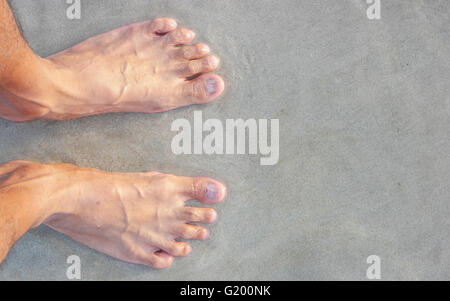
[[0, 161, 75, 228], [0, 55, 57, 121], [31, 56, 115, 120]]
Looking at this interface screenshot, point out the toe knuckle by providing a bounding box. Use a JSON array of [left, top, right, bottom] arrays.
[[181, 227, 192, 237], [181, 244, 191, 256], [189, 61, 201, 74], [182, 83, 195, 97], [183, 47, 193, 59], [191, 177, 204, 198], [202, 59, 210, 70], [193, 81, 208, 98], [156, 174, 177, 192], [196, 227, 206, 238], [174, 29, 184, 40], [187, 61, 196, 74], [187, 210, 199, 221]]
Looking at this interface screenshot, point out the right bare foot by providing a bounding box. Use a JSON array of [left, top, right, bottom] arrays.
[[2, 18, 225, 121], [1, 161, 226, 268]]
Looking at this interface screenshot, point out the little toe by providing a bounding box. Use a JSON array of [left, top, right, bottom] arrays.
[[148, 18, 177, 35], [166, 28, 196, 45], [131, 246, 174, 269], [175, 224, 211, 241], [153, 251, 175, 268], [180, 207, 218, 224], [158, 240, 192, 257], [181, 74, 225, 104]]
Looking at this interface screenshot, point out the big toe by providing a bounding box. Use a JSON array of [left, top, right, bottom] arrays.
[[152, 251, 175, 269], [181, 74, 225, 104], [177, 176, 227, 204]]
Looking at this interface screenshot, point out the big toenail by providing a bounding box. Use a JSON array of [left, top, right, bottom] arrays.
[[206, 79, 217, 95], [206, 183, 219, 200]]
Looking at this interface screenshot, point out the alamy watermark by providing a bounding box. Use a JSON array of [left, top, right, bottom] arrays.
[[66, 0, 81, 20], [366, 255, 381, 280], [171, 111, 279, 166], [66, 255, 81, 280], [366, 0, 381, 20]]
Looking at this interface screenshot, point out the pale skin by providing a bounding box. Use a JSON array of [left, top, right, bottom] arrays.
[[0, 0, 226, 268]]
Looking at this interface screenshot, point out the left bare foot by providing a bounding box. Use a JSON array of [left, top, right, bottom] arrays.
[[0, 160, 226, 268]]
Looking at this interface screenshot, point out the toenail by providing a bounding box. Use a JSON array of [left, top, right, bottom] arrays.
[[203, 229, 211, 240], [200, 44, 210, 53], [186, 31, 195, 39], [205, 79, 218, 95], [184, 244, 193, 255], [206, 183, 220, 200], [209, 210, 218, 222], [207, 56, 219, 68]]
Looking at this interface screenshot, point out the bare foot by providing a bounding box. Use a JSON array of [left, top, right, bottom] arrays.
[[4, 18, 225, 121], [1, 161, 226, 268]]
